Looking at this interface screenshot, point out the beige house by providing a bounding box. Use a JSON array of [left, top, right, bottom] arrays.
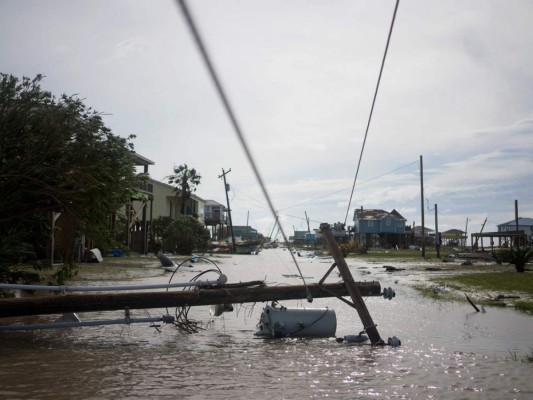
[[151, 179, 205, 222], [126, 178, 205, 254]]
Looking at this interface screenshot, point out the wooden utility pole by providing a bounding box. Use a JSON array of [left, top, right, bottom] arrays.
[[0, 281, 381, 319], [464, 218, 469, 250], [474, 217, 487, 250], [515, 199, 519, 249], [434, 204, 440, 258], [320, 223, 384, 346], [420, 155, 425, 257], [219, 168, 236, 252]]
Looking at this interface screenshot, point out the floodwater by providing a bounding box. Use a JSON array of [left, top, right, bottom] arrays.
[[1, 248, 532, 399]]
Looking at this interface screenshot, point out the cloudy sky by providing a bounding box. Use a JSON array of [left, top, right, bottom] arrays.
[[2, 0, 532, 242]]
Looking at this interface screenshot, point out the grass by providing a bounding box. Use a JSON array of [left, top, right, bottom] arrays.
[[7, 248, 533, 314], [349, 249, 432, 260], [437, 272, 533, 294], [345, 247, 533, 314], [508, 349, 533, 363], [420, 270, 533, 313]]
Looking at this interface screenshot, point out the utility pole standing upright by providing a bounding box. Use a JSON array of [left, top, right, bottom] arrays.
[[515, 199, 520, 249], [464, 218, 469, 250], [420, 155, 425, 257], [219, 168, 236, 253], [434, 204, 440, 258]]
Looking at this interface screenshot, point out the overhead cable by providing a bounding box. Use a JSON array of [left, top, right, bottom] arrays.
[[343, 0, 401, 225], [176, 0, 313, 302]]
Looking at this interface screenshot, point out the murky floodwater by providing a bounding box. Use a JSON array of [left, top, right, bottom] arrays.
[[1, 249, 532, 399]]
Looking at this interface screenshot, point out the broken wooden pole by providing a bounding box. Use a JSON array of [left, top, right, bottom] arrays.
[[0, 281, 381, 319], [464, 293, 480, 312], [320, 223, 384, 346]]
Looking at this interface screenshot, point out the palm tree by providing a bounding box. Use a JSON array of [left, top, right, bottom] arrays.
[[497, 247, 533, 273], [167, 164, 202, 215]]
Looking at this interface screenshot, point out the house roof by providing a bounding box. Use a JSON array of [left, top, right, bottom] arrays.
[[151, 179, 205, 202], [498, 217, 533, 227], [354, 208, 406, 221], [390, 209, 406, 220], [205, 200, 227, 209], [442, 229, 465, 238], [233, 225, 257, 232], [443, 229, 465, 234], [131, 151, 155, 166]]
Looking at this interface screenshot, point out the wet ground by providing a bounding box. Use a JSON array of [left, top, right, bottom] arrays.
[[1, 249, 532, 399]]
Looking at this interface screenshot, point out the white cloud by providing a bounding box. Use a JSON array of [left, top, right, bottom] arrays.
[[1, 0, 532, 241]]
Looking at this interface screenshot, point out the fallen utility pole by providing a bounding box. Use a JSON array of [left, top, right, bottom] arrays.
[[0, 281, 381, 319], [320, 223, 385, 346]]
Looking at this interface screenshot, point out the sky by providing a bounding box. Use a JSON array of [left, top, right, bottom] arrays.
[[1, 0, 532, 243]]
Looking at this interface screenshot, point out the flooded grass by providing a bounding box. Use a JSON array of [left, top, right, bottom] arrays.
[[347, 248, 533, 314], [437, 272, 533, 293], [416, 269, 533, 313]]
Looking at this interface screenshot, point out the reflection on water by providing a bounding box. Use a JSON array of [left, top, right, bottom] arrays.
[[1, 249, 532, 399]]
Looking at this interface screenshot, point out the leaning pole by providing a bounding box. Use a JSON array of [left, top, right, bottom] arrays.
[[320, 223, 384, 346]]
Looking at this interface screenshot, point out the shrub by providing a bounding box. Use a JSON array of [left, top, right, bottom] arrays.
[[152, 215, 210, 255], [497, 247, 533, 273]]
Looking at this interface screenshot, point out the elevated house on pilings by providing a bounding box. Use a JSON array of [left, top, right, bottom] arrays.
[[126, 178, 206, 254], [413, 226, 435, 248], [122, 152, 155, 255], [469, 217, 532, 251], [314, 223, 349, 246], [231, 225, 259, 241], [353, 208, 408, 248], [54, 152, 156, 261], [123, 154, 207, 255], [204, 200, 228, 241], [497, 217, 533, 247], [53, 151, 215, 258], [290, 230, 310, 245], [441, 229, 466, 247]]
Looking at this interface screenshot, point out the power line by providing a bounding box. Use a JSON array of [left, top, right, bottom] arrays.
[[228, 158, 418, 229], [278, 159, 418, 212], [343, 0, 401, 226], [176, 0, 312, 302]]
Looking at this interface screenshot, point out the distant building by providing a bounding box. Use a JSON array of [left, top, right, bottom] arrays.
[[314, 223, 349, 245], [497, 217, 533, 245], [150, 179, 205, 221], [353, 208, 407, 248], [232, 225, 259, 241], [441, 229, 466, 247], [498, 217, 533, 236], [204, 200, 228, 241], [291, 230, 310, 245]]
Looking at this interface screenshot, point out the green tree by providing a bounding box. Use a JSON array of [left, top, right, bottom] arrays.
[[0, 73, 143, 284], [153, 216, 210, 255], [497, 247, 533, 273], [167, 164, 202, 215]]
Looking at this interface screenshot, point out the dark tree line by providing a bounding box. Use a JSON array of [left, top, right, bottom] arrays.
[[0, 73, 143, 285]]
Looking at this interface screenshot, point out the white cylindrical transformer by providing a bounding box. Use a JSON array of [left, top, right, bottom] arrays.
[[256, 303, 337, 338]]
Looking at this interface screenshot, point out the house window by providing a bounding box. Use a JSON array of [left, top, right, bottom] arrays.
[[368, 220, 373, 227], [386, 219, 391, 226]]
